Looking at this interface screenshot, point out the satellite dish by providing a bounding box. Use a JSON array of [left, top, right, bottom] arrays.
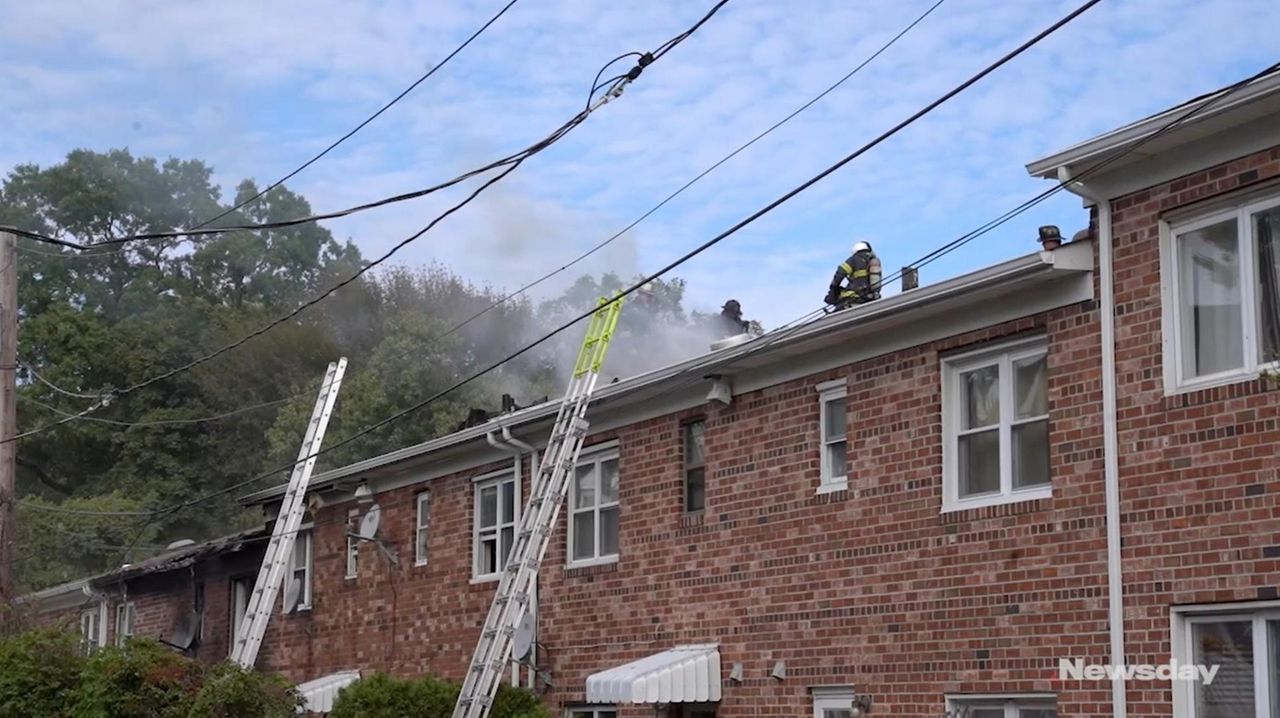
[[169, 610, 201, 650], [512, 613, 535, 661], [359, 503, 382, 540], [284, 577, 302, 614]]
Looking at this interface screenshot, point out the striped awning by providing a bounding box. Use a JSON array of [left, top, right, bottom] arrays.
[[585, 645, 721, 704], [296, 670, 361, 713]]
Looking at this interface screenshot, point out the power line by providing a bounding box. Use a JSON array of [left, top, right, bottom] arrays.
[[192, 0, 522, 230], [2, 2, 732, 251], [22, 395, 289, 428], [19, 0, 1102, 519], [437, 0, 949, 344], [3, 1, 735, 446], [20, 363, 102, 400]]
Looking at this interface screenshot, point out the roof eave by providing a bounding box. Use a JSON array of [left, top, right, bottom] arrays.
[[1025, 68, 1280, 180]]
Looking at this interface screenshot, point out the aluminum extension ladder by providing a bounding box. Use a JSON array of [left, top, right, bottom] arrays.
[[230, 358, 348, 668], [452, 296, 624, 718]]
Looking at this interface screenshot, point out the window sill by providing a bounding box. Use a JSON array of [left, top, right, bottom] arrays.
[[1167, 366, 1273, 396], [942, 486, 1052, 514], [470, 574, 500, 585], [816, 478, 848, 495], [413, 560, 429, 569], [567, 555, 619, 570]]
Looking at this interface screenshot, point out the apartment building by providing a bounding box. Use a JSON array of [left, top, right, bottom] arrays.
[[24, 67, 1280, 718]]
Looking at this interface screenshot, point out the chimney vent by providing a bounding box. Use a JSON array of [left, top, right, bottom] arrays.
[[902, 266, 919, 292]]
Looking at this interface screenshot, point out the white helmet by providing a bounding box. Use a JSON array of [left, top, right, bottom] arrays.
[[851, 240, 872, 254]]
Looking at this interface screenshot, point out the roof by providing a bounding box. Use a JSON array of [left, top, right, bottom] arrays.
[[242, 239, 1094, 505], [1026, 65, 1280, 181], [17, 525, 267, 608]]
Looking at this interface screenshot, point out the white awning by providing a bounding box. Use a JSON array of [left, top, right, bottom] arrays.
[[296, 670, 361, 713], [585, 644, 721, 704]]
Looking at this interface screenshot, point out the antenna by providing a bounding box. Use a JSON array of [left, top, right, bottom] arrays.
[[512, 613, 535, 661], [358, 503, 382, 540]]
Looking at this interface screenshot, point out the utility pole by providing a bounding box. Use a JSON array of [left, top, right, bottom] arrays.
[[0, 231, 16, 603]]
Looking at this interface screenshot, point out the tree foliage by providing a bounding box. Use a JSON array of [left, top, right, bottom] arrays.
[[5, 149, 755, 592], [327, 673, 549, 718]]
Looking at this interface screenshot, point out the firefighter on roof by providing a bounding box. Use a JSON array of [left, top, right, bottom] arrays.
[[825, 240, 882, 310]]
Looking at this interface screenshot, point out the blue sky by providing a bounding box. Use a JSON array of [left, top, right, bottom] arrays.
[[2, 0, 1278, 328]]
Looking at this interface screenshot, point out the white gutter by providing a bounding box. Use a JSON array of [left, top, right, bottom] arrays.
[[1062, 168, 1126, 718]]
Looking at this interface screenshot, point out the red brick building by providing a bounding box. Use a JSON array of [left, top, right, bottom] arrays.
[[24, 68, 1280, 718]]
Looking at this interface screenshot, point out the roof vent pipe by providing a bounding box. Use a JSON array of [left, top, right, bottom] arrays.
[[901, 266, 919, 292]]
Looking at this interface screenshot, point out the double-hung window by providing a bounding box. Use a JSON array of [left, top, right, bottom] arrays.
[[942, 337, 1050, 511], [345, 509, 359, 579], [568, 709, 617, 718], [474, 473, 518, 581], [1164, 193, 1280, 391], [569, 449, 620, 567], [415, 492, 430, 566], [683, 420, 706, 513], [284, 529, 312, 612], [812, 687, 856, 717], [1173, 602, 1280, 717], [945, 696, 1057, 717], [229, 576, 251, 655], [80, 608, 101, 654], [114, 602, 135, 646], [816, 379, 848, 494]]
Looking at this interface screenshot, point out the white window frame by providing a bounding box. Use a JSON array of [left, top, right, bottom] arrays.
[[683, 419, 707, 514], [945, 694, 1057, 717], [229, 575, 251, 657], [473, 471, 519, 582], [941, 336, 1052, 512], [567, 446, 621, 568], [1170, 599, 1280, 717], [1161, 192, 1280, 394], [414, 491, 431, 567], [812, 686, 856, 717], [816, 379, 849, 494], [345, 508, 359, 579], [80, 606, 102, 654], [114, 601, 135, 646], [566, 708, 617, 718], [283, 527, 313, 613]]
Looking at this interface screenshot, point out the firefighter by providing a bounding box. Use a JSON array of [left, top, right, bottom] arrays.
[[719, 299, 749, 336], [825, 240, 882, 310]]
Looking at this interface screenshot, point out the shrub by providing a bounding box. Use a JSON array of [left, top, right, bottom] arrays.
[[187, 662, 303, 718], [71, 638, 205, 718], [328, 674, 550, 718], [0, 627, 85, 718]]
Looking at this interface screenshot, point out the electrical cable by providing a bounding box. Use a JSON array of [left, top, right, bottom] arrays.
[[22, 395, 290, 428], [436, 0, 949, 344], [20, 363, 102, 400], [18, 0, 1100, 518], [192, 0, 522, 231], [3, 0, 735, 445], [2, 0, 727, 250]]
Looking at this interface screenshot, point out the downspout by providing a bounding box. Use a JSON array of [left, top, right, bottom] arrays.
[[1062, 168, 1126, 718], [486, 427, 534, 688], [501, 426, 540, 691]]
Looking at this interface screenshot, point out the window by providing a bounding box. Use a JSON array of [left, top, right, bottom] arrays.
[[946, 696, 1057, 717], [683, 421, 706, 513], [345, 509, 359, 579], [569, 450, 620, 566], [1173, 603, 1280, 717], [80, 608, 101, 654], [567, 709, 616, 718], [1165, 196, 1280, 390], [114, 602, 135, 646], [415, 492, 431, 566], [283, 529, 312, 612], [229, 576, 252, 655], [812, 687, 856, 718], [816, 379, 848, 494], [193, 581, 205, 642], [942, 337, 1050, 511], [474, 473, 518, 580]]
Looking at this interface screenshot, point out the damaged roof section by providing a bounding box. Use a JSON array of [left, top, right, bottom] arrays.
[[91, 526, 267, 588]]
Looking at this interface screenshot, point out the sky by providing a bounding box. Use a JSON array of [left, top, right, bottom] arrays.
[[2, 0, 1278, 329]]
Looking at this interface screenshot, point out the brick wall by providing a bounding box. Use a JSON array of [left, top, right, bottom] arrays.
[[1107, 144, 1280, 715]]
